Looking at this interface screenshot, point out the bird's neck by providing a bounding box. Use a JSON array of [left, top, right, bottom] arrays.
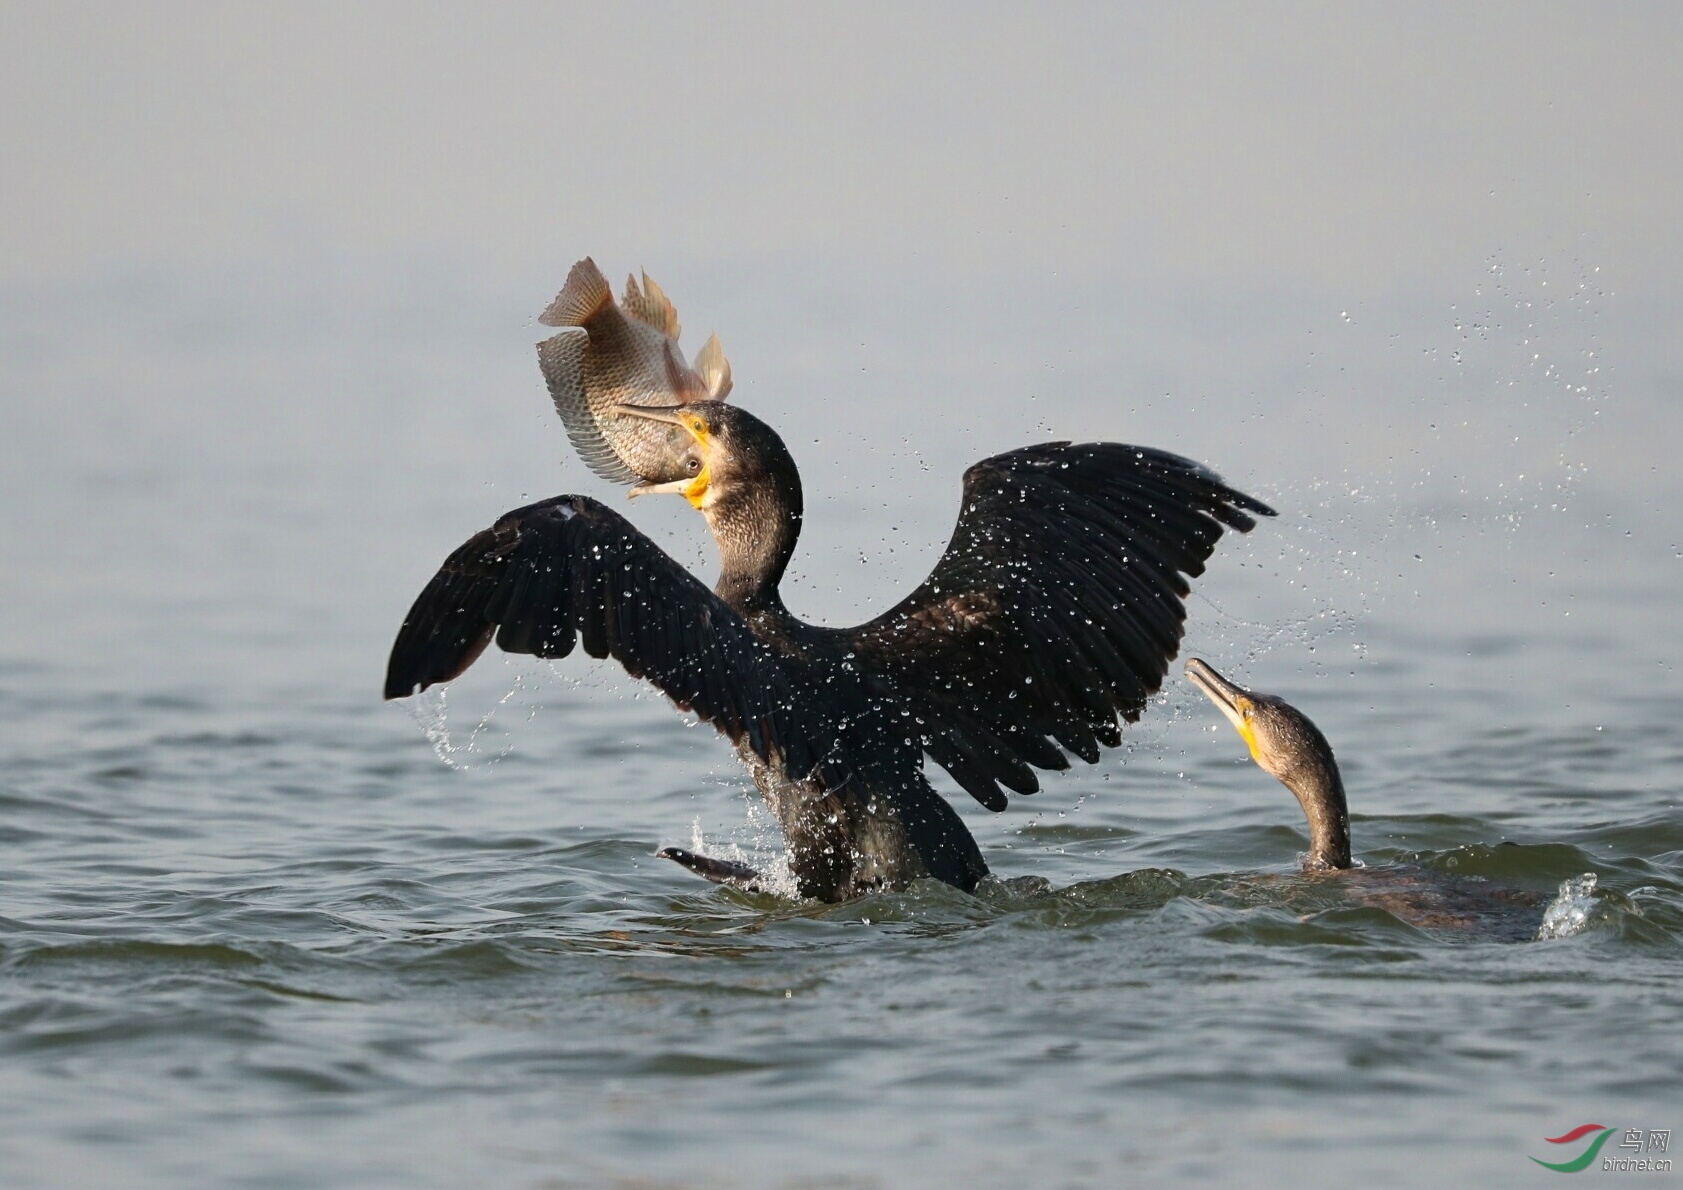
[[706, 471, 803, 620], [1286, 764, 1352, 871]]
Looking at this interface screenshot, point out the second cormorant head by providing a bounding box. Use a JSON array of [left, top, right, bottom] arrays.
[[1185, 658, 1352, 870], [614, 401, 805, 608]]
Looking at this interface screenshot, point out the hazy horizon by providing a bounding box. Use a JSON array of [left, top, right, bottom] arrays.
[[3, 3, 1679, 670]]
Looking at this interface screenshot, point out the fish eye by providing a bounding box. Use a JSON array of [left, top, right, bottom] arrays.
[[687, 457, 701, 473]]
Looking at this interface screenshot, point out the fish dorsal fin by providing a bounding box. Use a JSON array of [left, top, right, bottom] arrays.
[[535, 327, 637, 484], [538, 258, 613, 328], [693, 333, 733, 401], [621, 270, 681, 338]]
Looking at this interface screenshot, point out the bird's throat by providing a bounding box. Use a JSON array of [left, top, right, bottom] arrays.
[[706, 481, 803, 618], [1286, 768, 1352, 870]]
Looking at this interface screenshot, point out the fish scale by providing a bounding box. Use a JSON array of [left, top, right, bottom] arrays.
[[537, 257, 732, 485]]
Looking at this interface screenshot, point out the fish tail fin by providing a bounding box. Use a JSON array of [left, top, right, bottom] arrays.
[[694, 333, 733, 401], [538, 257, 613, 328]]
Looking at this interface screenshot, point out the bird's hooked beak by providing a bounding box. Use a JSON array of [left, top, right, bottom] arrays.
[[611, 402, 686, 427], [1185, 658, 1263, 763], [612, 403, 712, 503]]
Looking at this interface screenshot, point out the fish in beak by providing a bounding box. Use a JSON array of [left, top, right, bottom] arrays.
[[535, 258, 733, 486], [613, 403, 714, 507]]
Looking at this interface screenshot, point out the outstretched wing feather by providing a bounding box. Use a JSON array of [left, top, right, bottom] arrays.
[[840, 442, 1274, 809], [385, 496, 815, 775]]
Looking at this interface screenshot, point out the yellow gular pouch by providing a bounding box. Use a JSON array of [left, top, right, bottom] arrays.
[[682, 464, 711, 508], [1233, 698, 1264, 763], [678, 413, 713, 508]]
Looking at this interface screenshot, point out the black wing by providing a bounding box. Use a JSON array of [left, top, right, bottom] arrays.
[[840, 443, 1275, 811], [384, 495, 821, 778]]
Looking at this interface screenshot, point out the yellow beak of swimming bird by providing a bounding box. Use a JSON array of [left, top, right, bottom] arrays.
[[1185, 658, 1352, 870]]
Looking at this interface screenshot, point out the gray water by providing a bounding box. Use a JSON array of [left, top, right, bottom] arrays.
[[3, 268, 1681, 1188]]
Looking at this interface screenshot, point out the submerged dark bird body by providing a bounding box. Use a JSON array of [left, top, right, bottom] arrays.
[[388, 388, 1272, 899], [1185, 658, 1549, 936]]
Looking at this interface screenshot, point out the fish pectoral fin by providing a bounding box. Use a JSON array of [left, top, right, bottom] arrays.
[[661, 339, 707, 400], [657, 846, 764, 891], [694, 332, 733, 400]]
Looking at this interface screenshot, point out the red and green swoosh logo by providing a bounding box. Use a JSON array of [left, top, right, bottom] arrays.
[[1532, 1125, 1615, 1172]]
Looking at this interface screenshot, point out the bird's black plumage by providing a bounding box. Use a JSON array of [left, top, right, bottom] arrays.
[[830, 442, 1275, 811], [385, 490, 987, 898], [386, 402, 1273, 900], [384, 495, 817, 774]]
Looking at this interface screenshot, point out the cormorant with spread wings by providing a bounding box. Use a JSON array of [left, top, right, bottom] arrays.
[[385, 264, 1274, 900]]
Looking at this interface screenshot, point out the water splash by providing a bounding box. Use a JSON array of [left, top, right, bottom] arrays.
[[685, 803, 798, 899], [406, 687, 457, 768], [1188, 254, 1617, 687], [403, 678, 525, 770], [1536, 872, 1602, 939]]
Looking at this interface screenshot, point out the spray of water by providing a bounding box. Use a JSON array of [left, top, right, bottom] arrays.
[[1536, 872, 1603, 939], [402, 669, 531, 769], [684, 792, 798, 899]]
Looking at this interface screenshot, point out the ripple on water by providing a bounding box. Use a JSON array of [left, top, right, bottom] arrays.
[[3, 650, 1682, 1189]]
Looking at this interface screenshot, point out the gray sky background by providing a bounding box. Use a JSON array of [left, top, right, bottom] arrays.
[[2, 3, 1679, 673], [5, 3, 1682, 291]]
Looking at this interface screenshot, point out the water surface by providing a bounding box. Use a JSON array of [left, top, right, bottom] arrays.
[[3, 275, 1680, 1188]]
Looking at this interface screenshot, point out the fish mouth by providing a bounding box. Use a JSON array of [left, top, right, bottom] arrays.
[[607, 403, 705, 497]]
